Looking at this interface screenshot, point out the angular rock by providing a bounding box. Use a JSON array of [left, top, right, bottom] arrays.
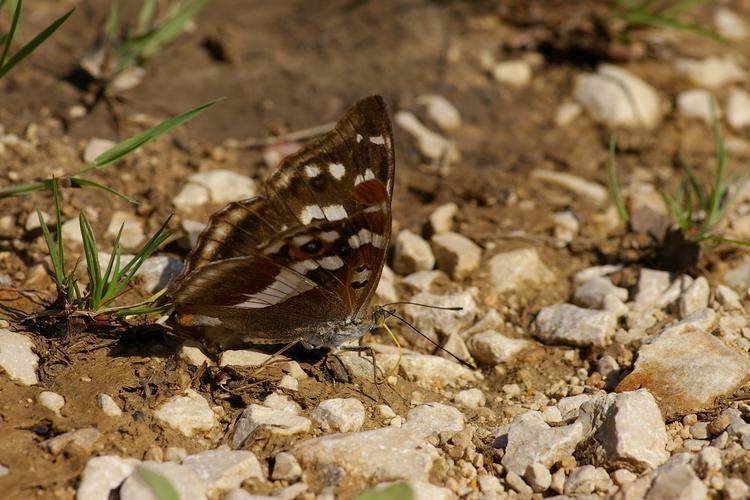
[[715, 7, 749, 40], [715, 284, 742, 310], [431, 231, 481, 279], [574, 265, 622, 285], [272, 452, 302, 481], [499, 411, 585, 475], [77, 455, 141, 500], [402, 290, 478, 342], [573, 277, 628, 310], [393, 229, 435, 274], [0, 329, 39, 385], [43, 427, 102, 456], [578, 390, 669, 471], [429, 202, 458, 233], [646, 463, 706, 500], [417, 95, 461, 130], [96, 393, 123, 417], [394, 111, 459, 163], [677, 89, 718, 123], [492, 60, 532, 87], [531, 170, 608, 204], [453, 388, 485, 408], [678, 276, 709, 318], [83, 138, 115, 163], [232, 403, 311, 448], [574, 64, 662, 128], [557, 394, 593, 421], [178, 340, 212, 367], [466, 330, 531, 365], [38, 390, 65, 416], [525, 463, 552, 493], [553, 210, 580, 244], [120, 461, 207, 500], [617, 326, 750, 418], [727, 88, 750, 130], [182, 449, 263, 495], [311, 398, 366, 433], [564, 465, 611, 496], [533, 304, 617, 347], [154, 389, 216, 437], [676, 56, 746, 89], [190, 170, 257, 205], [488, 247, 555, 293], [106, 211, 145, 249]]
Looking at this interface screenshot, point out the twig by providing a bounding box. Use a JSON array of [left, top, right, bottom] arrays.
[[226, 122, 336, 149]]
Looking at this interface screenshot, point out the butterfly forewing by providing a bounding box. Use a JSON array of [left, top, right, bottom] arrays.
[[173, 96, 394, 348]]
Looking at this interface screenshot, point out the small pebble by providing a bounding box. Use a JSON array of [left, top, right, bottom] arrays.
[[38, 391, 65, 416]]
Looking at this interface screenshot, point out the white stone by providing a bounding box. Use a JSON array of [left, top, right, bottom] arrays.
[[647, 463, 706, 500], [38, 391, 65, 416], [488, 247, 555, 293], [417, 94, 461, 130], [431, 231, 481, 279], [311, 398, 366, 433], [120, 461, 206, 500], [716, 284, 742, 310], [533, 304, 617, 347], [182, 449, 263, 495], [616, 325, 750, 419], [676, 56, 747, 89], [677, 89, 718, 123], [278, 374, 298, 391], [25, 210, 51, 231], [218, 350, 306, 379], [574, 265, 622, 285], [154, 389, 216, 437], [232, 404, 311, 448], [564, 465, 609, 496], [727, 88, 750, 130], [500, 411, 585, 475], [180, 219, 206, 250], [93, 253, 183, 294], [402, 270, 447, 292], [555, 101, 582, 127], [724, 477, 750, 500], [177, 340, 211, 367], [453, 388, 486, 408], [477, 474, 502, 493], [62, 217, 84, 245], [715, 7, 749, 40], [83, 138, 116, 164], [574, 64, 662, 128], [402, 290, 478, 341], [395, 111, 459, 163], [678, 276, 710, 318], [557, 394, 592, 421], [531, 168, 609, 203], [525, 463, 552, 492], [541, 405, 563, 424], [393, 229, 435, 274], [173, 182, 210, 211], [272, 451, 302, 481], [553, 210, 580, 244], [77, 455, 141, 500], [293, 403, 462, 483], [579, 390, 669, 471], [466, 330, 531, 365], [0, 329, 39, 385], [597, 355, 620, 379], [429, 202, 458, 234], [633, 268, 671, 307], [573, 277, 628, 309], [105, 211, 145, 249], [187, 170, 257, 205], [506, 471, 533, 494], [96, 393, 122, 417], [492, 60, 532, 87]]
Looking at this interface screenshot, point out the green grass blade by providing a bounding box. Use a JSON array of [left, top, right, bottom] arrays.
[[621, 11, 723, 41], [0, 179, 49, 198], [662, 0, 708, 17], [51, 178, 64, 284], [139, 0, 209, 60], [0, 0, 21, 70], [79, 212, 102, 309], [106, 0, 121, 42], [76, 98, 222, 174], [136, 0, 157, 35], [0, 6, 75, 79], [136, 467, 179, 500], [100, 222, 124, 296], [606, 135, 630, 225], [68, 176, 139, 204], [355, 482, 414, 500], [661, 191, 690, 233], [37, 210, 65, 289]]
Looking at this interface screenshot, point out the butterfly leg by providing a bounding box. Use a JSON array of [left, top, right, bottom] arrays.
[[248, 338, 303, 379]]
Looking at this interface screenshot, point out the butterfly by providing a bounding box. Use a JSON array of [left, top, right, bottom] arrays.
[[171, 96, 395, 352]]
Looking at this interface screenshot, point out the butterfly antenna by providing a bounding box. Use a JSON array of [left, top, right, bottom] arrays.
[[379, 308, 477, 370], [382, 301, 463, 312]]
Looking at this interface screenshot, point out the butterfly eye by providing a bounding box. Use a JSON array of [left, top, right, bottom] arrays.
[[301, 239, 323, 254]]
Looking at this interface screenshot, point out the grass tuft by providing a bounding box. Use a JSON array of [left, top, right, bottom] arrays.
[[611, 0, 723, 42]]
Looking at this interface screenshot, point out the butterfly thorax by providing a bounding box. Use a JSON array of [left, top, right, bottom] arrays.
[[301, 318, 374, 349]]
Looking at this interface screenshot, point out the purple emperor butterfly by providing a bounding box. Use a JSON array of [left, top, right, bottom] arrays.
[[172, 96, 394, 351]]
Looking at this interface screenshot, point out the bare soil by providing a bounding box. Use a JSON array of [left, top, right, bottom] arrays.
[[1, 1, 750, 498]]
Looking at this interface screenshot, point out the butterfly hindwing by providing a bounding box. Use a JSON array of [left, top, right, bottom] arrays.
[[172, 96, 394, 347]]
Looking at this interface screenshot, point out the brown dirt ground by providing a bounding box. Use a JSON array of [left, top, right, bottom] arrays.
[[1, 0, 750, 498]]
